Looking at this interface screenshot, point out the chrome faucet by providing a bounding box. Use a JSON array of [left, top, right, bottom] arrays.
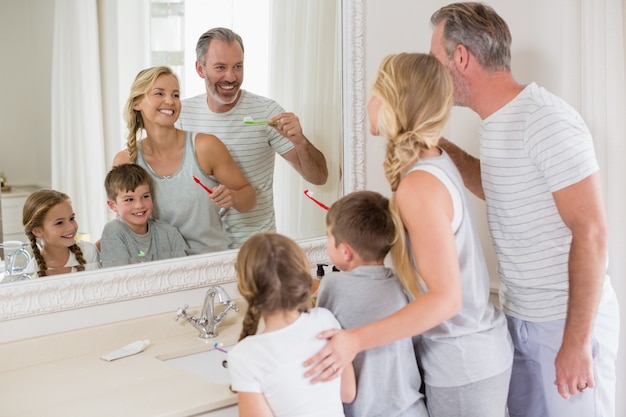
[[175, 285, 239, 339]]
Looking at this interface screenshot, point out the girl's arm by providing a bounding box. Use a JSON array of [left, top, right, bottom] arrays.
[[305, 170, 462, 382], [194, 133, 257, 212], [238, 392, 274, 417], [341, 363, 356, 404]]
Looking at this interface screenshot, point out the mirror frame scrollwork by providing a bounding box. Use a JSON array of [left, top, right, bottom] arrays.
[[0, 0, 365, 321]]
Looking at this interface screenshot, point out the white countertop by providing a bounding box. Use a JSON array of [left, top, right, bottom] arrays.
[[0, 305, 244, 416]]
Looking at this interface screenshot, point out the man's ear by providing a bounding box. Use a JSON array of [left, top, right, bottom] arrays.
[[455, 43, 471, 71], [195, 60, 205, 78]]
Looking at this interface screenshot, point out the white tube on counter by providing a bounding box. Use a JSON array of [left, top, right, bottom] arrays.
[[101, 339, 151, 361]]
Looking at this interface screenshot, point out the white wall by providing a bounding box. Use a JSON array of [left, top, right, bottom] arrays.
[[0, 0, 54, 188], [363, 1, 625, 415]]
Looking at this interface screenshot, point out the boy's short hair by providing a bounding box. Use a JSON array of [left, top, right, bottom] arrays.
[[104, 164, 153, 201], [326, 190, 395, 262]]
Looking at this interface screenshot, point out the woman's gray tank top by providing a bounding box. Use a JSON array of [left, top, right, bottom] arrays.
[[137, 131, 231, 253]]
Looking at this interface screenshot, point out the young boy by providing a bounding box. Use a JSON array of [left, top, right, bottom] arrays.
[[317, 190, 428, 417], [100, 164, 187, 267]]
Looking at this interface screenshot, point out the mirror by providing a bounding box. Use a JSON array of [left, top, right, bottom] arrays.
[[0, 0, 365, 320], [0, 0, 343, 279]]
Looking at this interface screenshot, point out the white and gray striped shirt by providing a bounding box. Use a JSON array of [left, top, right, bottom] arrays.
[[481, 82, 606, 321], [176, 90, 294, 247]]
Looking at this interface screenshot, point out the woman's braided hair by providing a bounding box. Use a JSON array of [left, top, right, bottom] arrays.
[[372, 53, 453, 297], [123, 66, 178, 163]]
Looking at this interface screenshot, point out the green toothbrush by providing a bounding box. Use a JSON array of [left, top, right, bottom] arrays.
[[243, 116, 278, 125]]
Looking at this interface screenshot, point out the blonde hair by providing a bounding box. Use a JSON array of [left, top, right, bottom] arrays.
[[22, 189, 87, 277], [371, 53, 453, 297], [235, 233, 312, 341], [123, 66, 178, 163]]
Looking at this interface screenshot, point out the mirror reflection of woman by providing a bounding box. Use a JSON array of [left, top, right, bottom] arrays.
[[22, 190, 100, 277], [113, 66, 256, 253]]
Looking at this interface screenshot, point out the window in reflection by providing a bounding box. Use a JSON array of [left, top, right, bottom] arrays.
[[149, 0, 271, 98]]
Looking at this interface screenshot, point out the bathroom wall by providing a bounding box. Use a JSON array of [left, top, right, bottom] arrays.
[[0, 0, 54, 189]]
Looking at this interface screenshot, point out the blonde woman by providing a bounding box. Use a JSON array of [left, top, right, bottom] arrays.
[[305, 53, 512, 417], [113, 66, 256, 253]]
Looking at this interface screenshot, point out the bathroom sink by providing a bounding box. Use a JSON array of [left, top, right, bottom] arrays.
[[162, 346, 233, 385]]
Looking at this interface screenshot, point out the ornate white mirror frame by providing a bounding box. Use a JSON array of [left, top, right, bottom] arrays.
[[0, 0, 365, 321]]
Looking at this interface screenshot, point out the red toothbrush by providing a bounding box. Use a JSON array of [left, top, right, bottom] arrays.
[[304, 189, 329, 210], [193, 175, 213, 194]]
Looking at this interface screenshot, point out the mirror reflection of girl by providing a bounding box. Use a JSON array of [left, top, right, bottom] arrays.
[[22, 190, 100, 277], [113, 66, 256, 254], [229, 232, 355, 417]]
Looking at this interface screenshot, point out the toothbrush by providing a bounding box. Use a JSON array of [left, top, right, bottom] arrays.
[[193, 175, 213, 195], [213, 342, 228, 353], [304, 189, 330, 211], [243, 116, 278, 125]]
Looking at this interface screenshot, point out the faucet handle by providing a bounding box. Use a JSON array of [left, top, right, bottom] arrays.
[[174, 305, 190, 321], [228, 300, 239, 313], [214, 300, 238, 324]]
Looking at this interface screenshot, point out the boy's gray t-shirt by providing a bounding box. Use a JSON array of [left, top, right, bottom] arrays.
[[317, 265, 428, 417], [100, 218, 187, 267]]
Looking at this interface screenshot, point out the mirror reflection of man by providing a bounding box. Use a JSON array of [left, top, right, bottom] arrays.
[[176, 27, 328, 248]]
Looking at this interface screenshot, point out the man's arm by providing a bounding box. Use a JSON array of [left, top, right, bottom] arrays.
[[280, 142, 328, 185], [269, 112, 328, 185], [438, 137, 484, 199], [553, 172, 607, 399]]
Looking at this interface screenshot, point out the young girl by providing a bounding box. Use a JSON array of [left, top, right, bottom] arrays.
[[23, 189, 100, 277], [228, 232, 355, 417]]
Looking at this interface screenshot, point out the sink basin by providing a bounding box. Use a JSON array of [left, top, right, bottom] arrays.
[[162, 346, 233, 385]]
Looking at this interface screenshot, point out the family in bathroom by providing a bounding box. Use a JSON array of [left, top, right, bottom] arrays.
[[19, 2, 618, 417]]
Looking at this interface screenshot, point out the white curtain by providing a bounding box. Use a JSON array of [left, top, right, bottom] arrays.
[[269, 0, 343, 239], [575, 0, 626, 408], [51, 0, 108, 241]]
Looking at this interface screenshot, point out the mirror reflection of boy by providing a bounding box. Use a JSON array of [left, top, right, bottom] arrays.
[[317, 190, 428, 417], [100, 164, 187, 267]]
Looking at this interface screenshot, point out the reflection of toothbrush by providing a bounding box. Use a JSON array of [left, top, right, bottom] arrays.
[[304, 189, 330, 211], [193, 175, 213, 194], [243, 116, 278, 125]]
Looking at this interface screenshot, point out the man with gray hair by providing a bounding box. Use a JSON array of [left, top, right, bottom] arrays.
[[176, 27, 328, 247], [431, 3, 619, 416]]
